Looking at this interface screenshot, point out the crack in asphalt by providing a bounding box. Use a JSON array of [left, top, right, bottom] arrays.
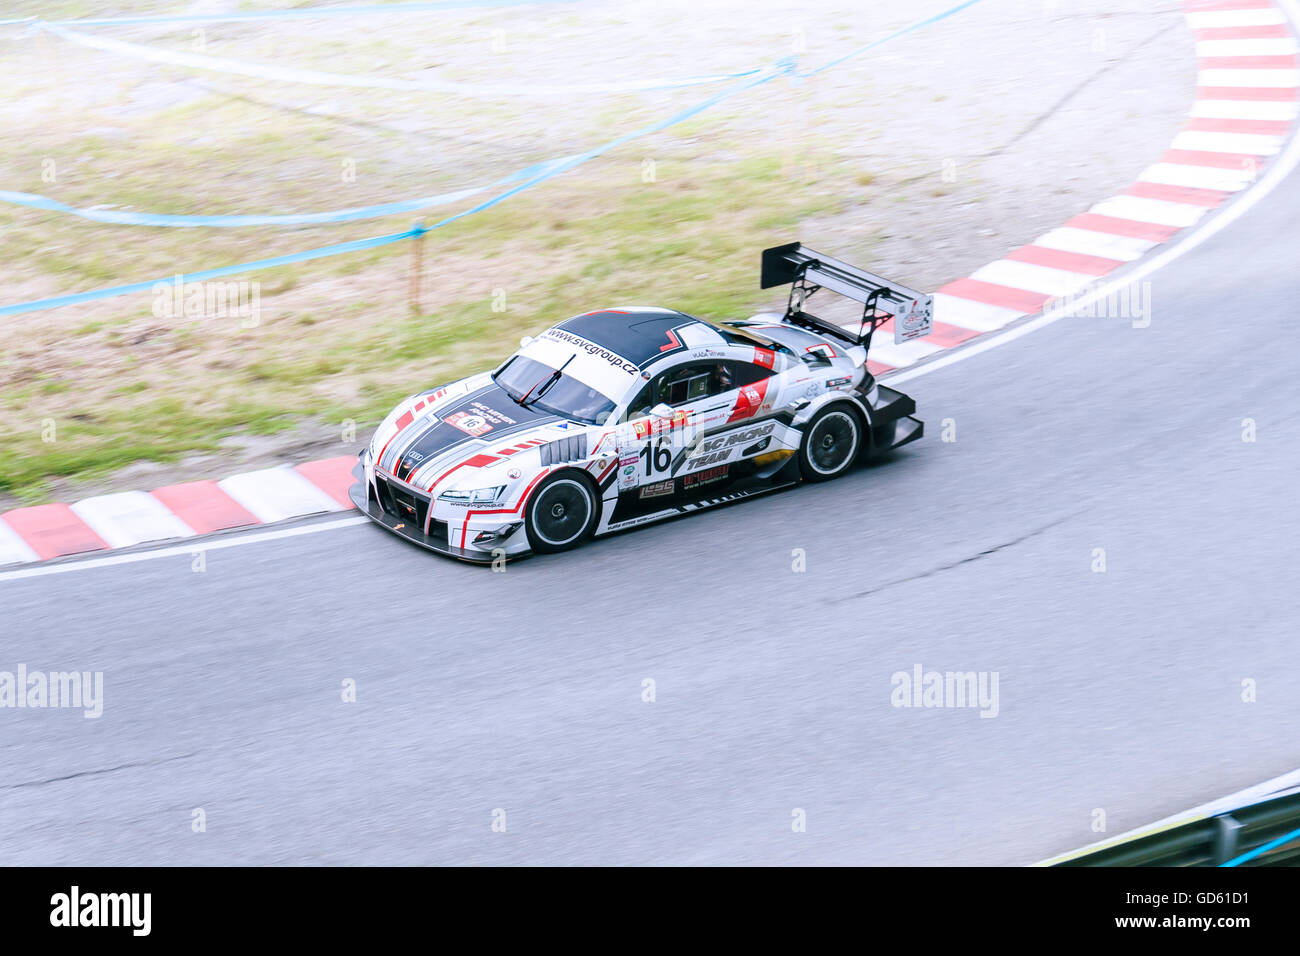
[[827, 511, 1081, 605], [980, 20, 1183, 159], [1, 752, 199, 791]]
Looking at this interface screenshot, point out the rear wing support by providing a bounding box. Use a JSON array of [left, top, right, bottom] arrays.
[[761, 242, 933, 352]]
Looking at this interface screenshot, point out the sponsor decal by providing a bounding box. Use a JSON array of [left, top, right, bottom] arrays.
[[469, 401, 516, 426], [552, 421, 577, 430], [753, 348, 776, 370], [508, 468, 522, 479], [826, 376, 852, 388], [619, 454, 639, 489], [683, 422, 776, 470], [683, 465, 729, 488], [639, 479, 675, 499], [541, 327, 639, 375], [802, 382, 822, 399], [727, 377, 769, 423], [445, 411, 493, 436], [894, 296, 934, 343]]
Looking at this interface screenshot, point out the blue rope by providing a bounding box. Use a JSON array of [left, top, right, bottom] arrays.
[[0, 0, 987, 317], [1220, 825, 1300, 867]]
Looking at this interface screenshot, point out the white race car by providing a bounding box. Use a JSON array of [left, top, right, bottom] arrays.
[[350, 242, 931, 562]]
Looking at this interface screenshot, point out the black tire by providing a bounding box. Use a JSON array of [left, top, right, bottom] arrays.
[[524, 472, 598, 553], [798, 405, 863, 482]]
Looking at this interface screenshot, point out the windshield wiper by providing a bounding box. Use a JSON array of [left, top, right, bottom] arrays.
[[520, 354, 574, 407]]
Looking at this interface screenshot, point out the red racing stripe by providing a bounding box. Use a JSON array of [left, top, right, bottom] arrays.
[[1123, 180, 1231, 206], [1185, 0, 1278, 9], [876, 316, 982, 347], [936, 278, 1052, 313], [1003, 244, 1125, 275], [1199, 54, 1297, 68], [1197, 85, 1298, 100], [1195, 24, 1291, 39], [150, 480, 260, 535], [2, 504, 109, 560], [1183, 115, 1291, 135], [294, 456, 359, 509], [460, 467, 553, 548], [1063, 213, 1181, 242], [1162, 148, 1266, 169]]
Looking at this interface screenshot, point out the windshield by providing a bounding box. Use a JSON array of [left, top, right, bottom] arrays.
[[493, 355, 617, 425]]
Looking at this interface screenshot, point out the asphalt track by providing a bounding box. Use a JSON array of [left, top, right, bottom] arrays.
[[4, 163, 1300, 866]]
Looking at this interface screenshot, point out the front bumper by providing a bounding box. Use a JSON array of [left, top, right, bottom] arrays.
[[348, 452, 531, 564]]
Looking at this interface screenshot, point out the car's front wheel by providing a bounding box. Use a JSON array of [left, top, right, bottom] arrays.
[[798, 405, 862, 482], [525, 473, 598, 553]]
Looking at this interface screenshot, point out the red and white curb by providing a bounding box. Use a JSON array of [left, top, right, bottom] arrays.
[[1, 0, 1295, 570], [0, 458, 357, 566]]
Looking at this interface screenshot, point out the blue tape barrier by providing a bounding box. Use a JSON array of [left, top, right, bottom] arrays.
[[39, 22, 764, 97], [0, 0, 987, 317], [0, 156, 575, 228], [3, 1, 577, 29]]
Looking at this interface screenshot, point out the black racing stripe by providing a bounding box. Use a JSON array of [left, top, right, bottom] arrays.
[[556, 310, 702, 368], [394, 384, 559, 481]]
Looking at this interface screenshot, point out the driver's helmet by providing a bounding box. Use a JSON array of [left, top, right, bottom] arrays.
[[713, 362, 733, 391]]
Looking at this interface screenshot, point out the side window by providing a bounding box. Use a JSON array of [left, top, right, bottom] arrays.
[[727, 360, 774, 387], [626, 360, 767, 418]]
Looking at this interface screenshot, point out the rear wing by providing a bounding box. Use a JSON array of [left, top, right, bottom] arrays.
[[760, 242, 933, 352]]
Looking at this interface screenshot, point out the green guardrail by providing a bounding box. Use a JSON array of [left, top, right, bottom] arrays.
[[1043, 788, 1300, 867]]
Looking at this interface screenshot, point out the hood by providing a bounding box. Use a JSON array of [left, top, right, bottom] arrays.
[[378, 381, 560, 484]]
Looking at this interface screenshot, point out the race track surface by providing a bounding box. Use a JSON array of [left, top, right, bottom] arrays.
[[3, 172, 1299, 866]]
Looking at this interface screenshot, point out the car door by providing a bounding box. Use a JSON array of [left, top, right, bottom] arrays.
[[617, 358, 777, 495]]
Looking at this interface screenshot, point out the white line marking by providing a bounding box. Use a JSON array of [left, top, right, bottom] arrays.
[[970, 259, 1099, 297], [860, 335, 943, 368], [1138, 161, 1257, 191], [1034, 766, 1300, 866], [1196, 38, 1298, 56], [69, 491, 196, 549], [0, 516, 369, 583], [1031, 226, 1156, 261], [1170, 129, 1283, 154], [1190, 98, 1298, 119], [218, 466, 344, 523], [932, 294, 1024, 332], [0, 517, 40, 566], [1187, 10, 1286, 28], [890, 0, 1300, 386], [6, 2, 1296, 583], [1089, 194, 1211, 228], [1198, 67, 1300, 86]]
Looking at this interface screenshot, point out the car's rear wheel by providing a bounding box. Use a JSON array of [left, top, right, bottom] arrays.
[[799, 405, 862, 482], [525, 473, 598, 553]]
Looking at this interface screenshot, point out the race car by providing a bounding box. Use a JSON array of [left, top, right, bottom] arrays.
[[349, 242, 932, 563]]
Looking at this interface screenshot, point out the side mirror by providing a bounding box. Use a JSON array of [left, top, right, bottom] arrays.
[[519, 335, 534, 348], [649, 403, 673, 418]]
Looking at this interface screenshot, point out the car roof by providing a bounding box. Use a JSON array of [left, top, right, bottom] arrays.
[[553, 308, 728, 369]]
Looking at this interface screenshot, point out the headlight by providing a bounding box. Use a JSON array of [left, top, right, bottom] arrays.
[[438, 485, 507, 504]]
